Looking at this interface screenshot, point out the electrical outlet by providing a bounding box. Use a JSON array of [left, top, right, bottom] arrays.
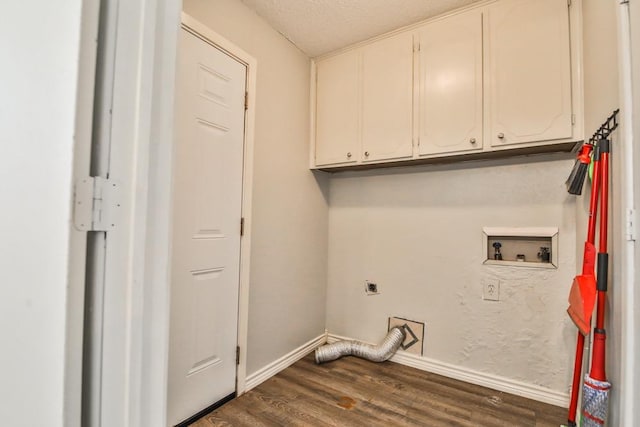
[[365, 280, 379, 295], [483, 279, 500, 301]]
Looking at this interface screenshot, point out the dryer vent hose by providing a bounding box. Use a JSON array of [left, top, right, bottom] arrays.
[[314, 326, 406, 364]]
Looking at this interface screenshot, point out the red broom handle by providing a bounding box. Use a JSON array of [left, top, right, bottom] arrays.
[[568, 334, 585, 425], [591, 142, 610, 382], [596, 149, 609, 331], [599, 150, 609, 257], [568, 146, 602, 426], [586, 154, 601, 251]]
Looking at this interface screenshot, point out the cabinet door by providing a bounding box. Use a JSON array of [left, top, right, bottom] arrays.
[[315, 51, 360, 166], [488, 0, 572, 147], [361, 32, 414, 162], [418, 9, 483, 156]]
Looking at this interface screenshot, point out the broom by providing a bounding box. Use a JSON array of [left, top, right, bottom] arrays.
[[565, 142, 602, 427], [567, 142, 601, 335], [565, 142, 594, 195], [582, 139, 611, 426]]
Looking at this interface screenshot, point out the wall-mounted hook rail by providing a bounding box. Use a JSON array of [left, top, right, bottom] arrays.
[[589, 109, 620, 144]]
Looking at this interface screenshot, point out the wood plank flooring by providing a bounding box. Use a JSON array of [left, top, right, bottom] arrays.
[[192, 354, 566, 426]]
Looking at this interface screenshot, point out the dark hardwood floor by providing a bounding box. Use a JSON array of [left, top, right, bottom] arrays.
[[192, 354, 566, 426]]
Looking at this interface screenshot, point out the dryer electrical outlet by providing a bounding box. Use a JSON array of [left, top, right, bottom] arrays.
[[365, 280, 379, 295]]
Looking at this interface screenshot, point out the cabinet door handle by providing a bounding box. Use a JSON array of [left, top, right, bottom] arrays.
[[347, 152, 352, 158], [364, 151, 370, 157], [469, 138, 477, 144], [497, 133, 505, 139]]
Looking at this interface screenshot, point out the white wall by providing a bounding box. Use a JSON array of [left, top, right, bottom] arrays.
[[324, 0, 624, 401], [0, 2, 84, 425], [628, 2, 640, 425], [576, 0, 620, 256], [580, 0, 620, 264], [581, 0, 621, 423], [628, 1, 640, 421], [326, 157, 578, 394], [182, 0, 330, 375], [583, 0, 620, 135]]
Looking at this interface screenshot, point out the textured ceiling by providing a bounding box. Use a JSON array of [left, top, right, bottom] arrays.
[[240, 0, 485, 57]]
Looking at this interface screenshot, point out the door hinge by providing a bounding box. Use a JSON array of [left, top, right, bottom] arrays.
[[413, 42, 421, 53], [626, 208, 636, 241], [567, 0, 571, 7], [240, 217, 245, 236], [73, 176, 122, 231], [236, 346, 240, 365], [571, 114, 576, 125], [244, 92, 248, 110]]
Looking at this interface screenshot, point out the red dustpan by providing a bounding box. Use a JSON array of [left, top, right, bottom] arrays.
[[567, 241, 597, 336]]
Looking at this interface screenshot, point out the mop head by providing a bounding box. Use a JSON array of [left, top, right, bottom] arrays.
[[581, 375, 611, 426]]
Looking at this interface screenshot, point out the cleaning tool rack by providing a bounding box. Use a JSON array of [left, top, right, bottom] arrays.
[[565, 109, 619, 427], [566, 109, 619, 195], [588, 109, 619, 145]]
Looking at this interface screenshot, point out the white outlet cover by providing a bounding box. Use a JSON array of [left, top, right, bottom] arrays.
[[483, 279, 500, 301]]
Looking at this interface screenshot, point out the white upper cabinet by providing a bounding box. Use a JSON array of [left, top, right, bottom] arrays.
[[361, 32, 414, 162], [315, 50, 360, 166], [487, 0, 573, 147], [417, 9, 483, 156], [311, 0, 582, 170]]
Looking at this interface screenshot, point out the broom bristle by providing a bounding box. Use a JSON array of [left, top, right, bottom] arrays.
[[566, 162, 589, 195], [566, 143, 594, 195]]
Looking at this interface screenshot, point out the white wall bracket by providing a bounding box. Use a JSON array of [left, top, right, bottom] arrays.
[[73, 177, 122, 231], [626, 208, 636, 241]]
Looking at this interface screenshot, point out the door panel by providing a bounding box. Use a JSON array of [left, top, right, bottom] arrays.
[[315, 51, 360, 166], [168, 28, 246, 425], [418, 10, 483, 156], [361, 32, 414, 162], [488, 0, 572, 146]]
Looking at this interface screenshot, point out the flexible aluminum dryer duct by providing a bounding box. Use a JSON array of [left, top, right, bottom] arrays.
[[314, 326, 406, 364]]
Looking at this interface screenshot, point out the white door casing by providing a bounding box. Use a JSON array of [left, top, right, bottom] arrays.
[[167, 27, 246, 425]]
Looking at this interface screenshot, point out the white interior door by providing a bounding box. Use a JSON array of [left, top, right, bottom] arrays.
[[168, 28, 246, 426]]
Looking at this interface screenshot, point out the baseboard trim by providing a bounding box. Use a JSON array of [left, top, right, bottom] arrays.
[[174, 392, 235, 427], [245, 333, 327, 392], [327, 333, 569, 408]]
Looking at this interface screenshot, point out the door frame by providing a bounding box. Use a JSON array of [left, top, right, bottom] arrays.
[[175, 11, 258, 398], [76, 0, 639, 426], [615, 1, 640, 425], [83, 2, 256, 425], [65, 0, 101, 424]]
